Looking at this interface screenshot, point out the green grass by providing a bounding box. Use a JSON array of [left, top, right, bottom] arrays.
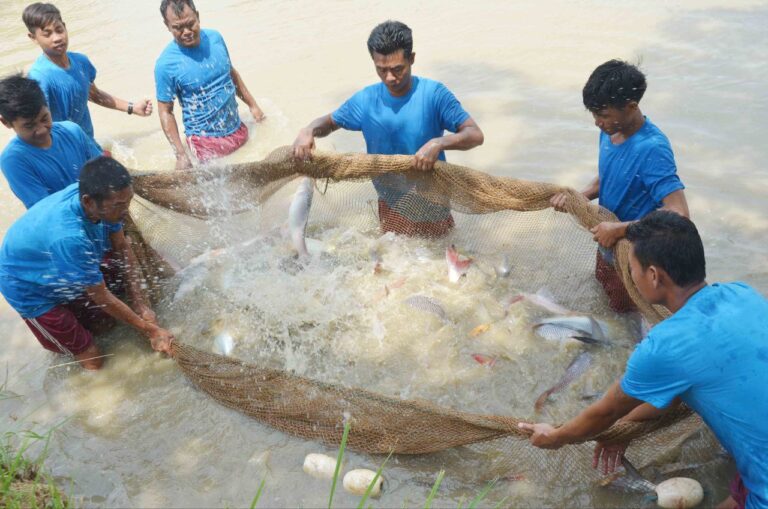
[[1, 426, 70, 508]]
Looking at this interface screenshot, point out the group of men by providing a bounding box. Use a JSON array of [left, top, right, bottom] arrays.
[[0, 1, 764, 507]]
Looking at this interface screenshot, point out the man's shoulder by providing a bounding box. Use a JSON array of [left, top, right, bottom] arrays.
[[51, 121, 86, 141], [633, 118, 673, 151], [1, 137, 26, 163], [27, 55, 56, 80], [67, 52, 93, 67], [202, 28, 224, 41]]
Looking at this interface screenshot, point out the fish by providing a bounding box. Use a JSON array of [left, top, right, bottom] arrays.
[[472, 353, 497, 367], [509, 288, 573, 315], [469, 323, 491, 337], [495, 254, 512, 278], [404, 295, 447, 320], [600, 457, 657, 494], [446, 244, 472, 283], [369, 246, 383, 274], [532, 315, 609, 345], [288, 177, 314, 257], [213, 331, 235, 356], [534, 351, 592, 412]]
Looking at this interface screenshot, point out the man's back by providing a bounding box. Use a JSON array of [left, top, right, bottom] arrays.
[[1, 121, 101, 208], [0, 183, 118, 318], [622, 282, 768, 508]]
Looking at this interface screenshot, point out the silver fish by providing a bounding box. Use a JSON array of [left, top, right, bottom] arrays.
[[533, 315, 609, 345], [213, 331, 235, 356], [534, 351, 593, 412], [288, 177, 314, 257], [601, 457, 657, 494], [404, 295, 447, 320], [494, 254, 512, 278]]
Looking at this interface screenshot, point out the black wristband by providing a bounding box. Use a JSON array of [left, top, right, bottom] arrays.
[[127, 102, 134, 115]]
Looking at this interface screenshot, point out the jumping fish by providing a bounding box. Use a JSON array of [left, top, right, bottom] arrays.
[[404, 295, 447, 320], [288, 177, 314, 257], [213, 331, 235, 356], [532, 315, 609, 345], [509, 288, 573, 315], [534, 351, 592, 412], [446, 244, 472, 283], [495, 254, 512, 278]]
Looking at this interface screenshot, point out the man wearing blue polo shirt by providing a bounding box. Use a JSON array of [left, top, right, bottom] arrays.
[[520, 211, 768, 509], [0, 157, 174, 370], [292, 20, 484, 237], [0, 74, 101, 209], [155, 0, 264, 170], [551, 60, 689, 312]]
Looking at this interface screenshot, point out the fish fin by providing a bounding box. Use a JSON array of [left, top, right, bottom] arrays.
[[571, 335, 604, 345], [589, 316, 608, 342]]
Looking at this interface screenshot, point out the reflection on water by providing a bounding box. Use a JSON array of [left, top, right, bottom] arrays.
[[1, 0, 765, 507]]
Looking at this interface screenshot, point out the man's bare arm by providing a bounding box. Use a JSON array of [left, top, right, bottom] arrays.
[[659, 189, 689, 218], [89, 83, 152, 116], [292, 114, 340, 161], [230, 66, 264, 121], [157, 100, 192, 171], [519, 381, 644, 448], [85, 281, 173, 353], [413, 118, 484, 171]]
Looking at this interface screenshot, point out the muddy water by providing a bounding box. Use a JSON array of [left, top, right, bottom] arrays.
[[1, 0, 766, 507]]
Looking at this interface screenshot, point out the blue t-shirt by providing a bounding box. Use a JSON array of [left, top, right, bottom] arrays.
[[0, 183, 122, 319], [598, 118, 684, 222], [332, 76, 470, 221], [621, 283, 768, 509], [154, 29, 241, 137], [1, 122, 102, 208], [28, 52, 97, 139]]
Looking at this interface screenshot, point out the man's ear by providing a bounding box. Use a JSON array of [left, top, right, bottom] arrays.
[[409, 52, 416, 65], [625, 101, 640, 112], [0, 117, 11, 129], [27, 31, 36, 42], [648, 265, 660, 288]]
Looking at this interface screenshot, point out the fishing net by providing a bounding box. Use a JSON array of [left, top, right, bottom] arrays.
[[125, 146, 718, 488]]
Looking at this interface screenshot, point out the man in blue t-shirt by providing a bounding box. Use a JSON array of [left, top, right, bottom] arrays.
[[22, 3, 152, 142], [0, 75, 101, 209], [0, 157, 174, 370], [155, 0, 265, 170], [292, 20, 484, 237], [520, 211, 767, 509], [551, 60, 689, 312]]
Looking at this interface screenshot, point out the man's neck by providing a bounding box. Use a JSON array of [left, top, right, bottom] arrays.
[[45, 51, 69, 69], [664, 281, 707, 313], [615, 112, 645, 142], [388, 77, 413, 98]]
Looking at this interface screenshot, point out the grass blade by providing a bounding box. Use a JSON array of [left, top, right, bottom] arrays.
[[249, 477, 266, 509], [356, 450, 393, 509], [468, 477, 498, 509], [328, 421, 351, 509], [423, 469, 445, 509]]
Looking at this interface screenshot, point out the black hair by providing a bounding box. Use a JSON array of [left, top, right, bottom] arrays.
[[79, 157, 132, 205], [582, 59, 647, 112], [160, 0, 197, 21], [625, 210, 705, 287], [0, 74, 47, 122], [367, 20, 413, 57], [22, 2, 63, 33]]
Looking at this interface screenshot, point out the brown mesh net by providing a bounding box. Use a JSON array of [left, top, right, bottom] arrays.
[[127, 146, 715, 488]]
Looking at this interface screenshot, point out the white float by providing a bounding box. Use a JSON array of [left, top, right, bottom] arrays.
[[655, 477, 704, 509], [302, 453, 338, 479], [343, 469, 383, 497]]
